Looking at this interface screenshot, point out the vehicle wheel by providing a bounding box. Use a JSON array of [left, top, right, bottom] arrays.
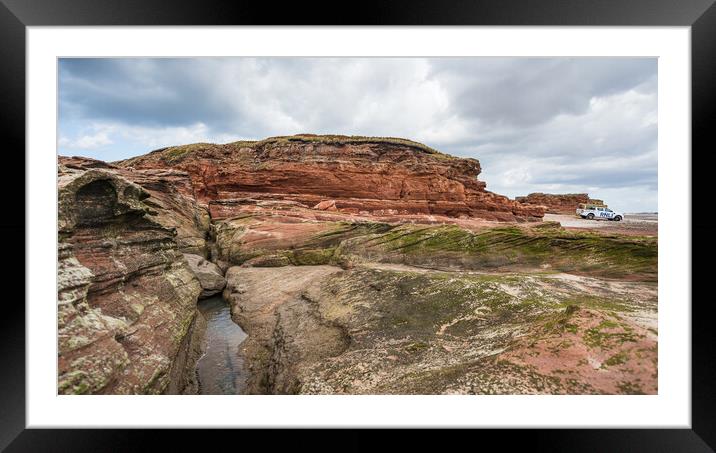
[[614, 215, 622, 221], [587, 213, 595, 220]]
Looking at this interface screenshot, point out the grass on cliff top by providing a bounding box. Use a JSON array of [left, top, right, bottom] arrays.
[[239, 134, 447, 156], [118, 142, 222, 166], [160, 143, 215, 163], [118, 134, 455, 166]]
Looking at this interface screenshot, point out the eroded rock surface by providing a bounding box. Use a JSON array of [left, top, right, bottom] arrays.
[[223, 265, 345, 394], [61, 156, 211, 255], [58, 165, 202, 394], [224, 264, 657, 395], [333, 222, 657, 282]]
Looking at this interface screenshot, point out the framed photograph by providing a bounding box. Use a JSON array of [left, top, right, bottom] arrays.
[[5, 0, 714, 450]]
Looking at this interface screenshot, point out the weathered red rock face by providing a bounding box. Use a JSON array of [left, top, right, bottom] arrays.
[[61, 156, 211, 255], [58, 163, 203, 394], [515, 193, 604, 215], [118, 136, 544, 222]]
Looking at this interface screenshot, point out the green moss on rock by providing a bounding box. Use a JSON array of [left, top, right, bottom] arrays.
[[286, 248, 336, 266], [336, 223, 657, 281]]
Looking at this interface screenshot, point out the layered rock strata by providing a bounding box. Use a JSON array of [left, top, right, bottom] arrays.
[[58, 166, 202, 394], [118, 135, 544, 222], [57, 135, 657, 395], [61, 156, 211, 255]]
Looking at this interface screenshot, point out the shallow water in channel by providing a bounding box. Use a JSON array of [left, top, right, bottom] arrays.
[[196, 296, 248, 394]]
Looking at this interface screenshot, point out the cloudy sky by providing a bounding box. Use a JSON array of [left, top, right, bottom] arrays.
[[58, 57, 657, 212]]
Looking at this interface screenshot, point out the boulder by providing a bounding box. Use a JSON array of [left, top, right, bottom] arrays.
[[183, 253, 227, 298], [313, 199, 337, 211]]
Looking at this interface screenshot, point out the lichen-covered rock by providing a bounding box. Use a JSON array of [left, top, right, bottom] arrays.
[[184, 253, 226, 298], [224, 264, 657, 395], [219, 218, 657, 395], [57, 166, 202, 394], [210, 210, 657, 282], [118, 135, 544, 222]]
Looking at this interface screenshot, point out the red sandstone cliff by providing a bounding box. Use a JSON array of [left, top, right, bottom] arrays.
[[118, 135, 544, 222], [56, 141, 656, 396], [58, 161, 204, 394], [57, 136, 544, 394], [515, 193, 604, 215], [61, 156, 211, 254]]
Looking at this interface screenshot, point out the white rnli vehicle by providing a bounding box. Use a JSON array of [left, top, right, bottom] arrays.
[[576, 204, 623, 221]]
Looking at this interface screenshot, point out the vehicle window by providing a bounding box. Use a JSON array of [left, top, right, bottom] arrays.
[[606, 209, 612, 212]]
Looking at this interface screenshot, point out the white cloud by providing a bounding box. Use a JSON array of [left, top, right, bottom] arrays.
[[58, 57, 658, 210], [114, 122, 239, 149], [58, 130, 113, 150], [60, 122, 243, 153]]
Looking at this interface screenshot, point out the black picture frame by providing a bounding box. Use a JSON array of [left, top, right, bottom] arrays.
[[3, 0, 713, 450]]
